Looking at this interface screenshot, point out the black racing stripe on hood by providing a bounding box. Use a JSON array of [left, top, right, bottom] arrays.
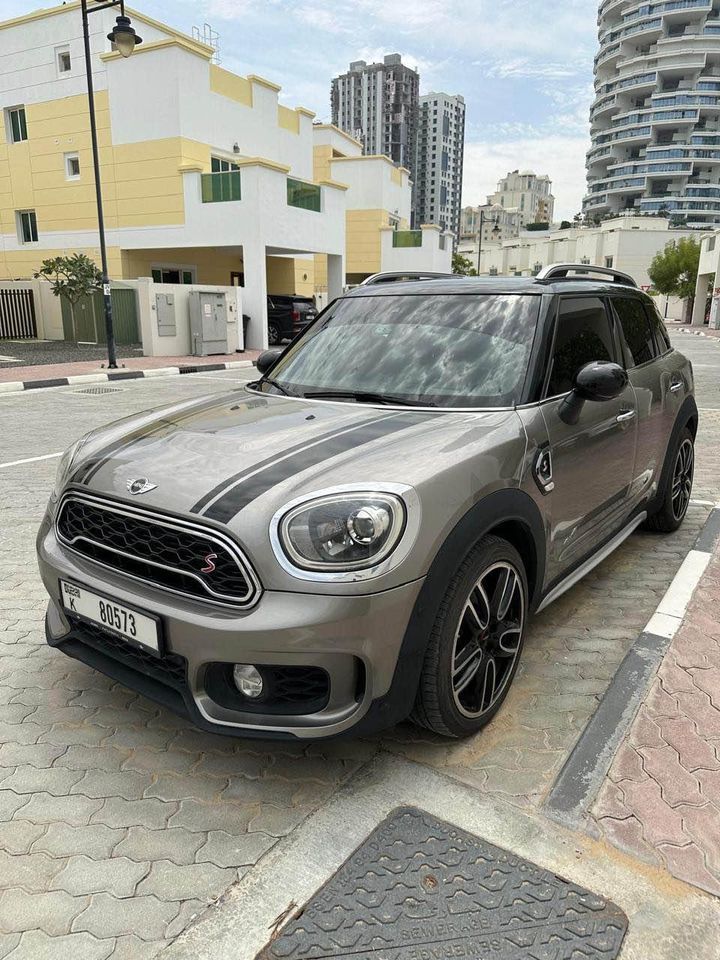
[[203, 412, 436, 525], [189, 415, 387, 515]]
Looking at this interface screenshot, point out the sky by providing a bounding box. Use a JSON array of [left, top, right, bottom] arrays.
[[7, 0, 601, 220]]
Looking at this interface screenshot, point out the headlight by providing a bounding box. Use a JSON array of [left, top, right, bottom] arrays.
[[278, 492, 406, 572], [51, 439, 84, 502]]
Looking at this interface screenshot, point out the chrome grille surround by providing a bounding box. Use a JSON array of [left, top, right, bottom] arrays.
[[55, 491, 261, 608]]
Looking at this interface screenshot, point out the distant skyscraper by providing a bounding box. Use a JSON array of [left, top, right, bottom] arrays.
[[585, 0, 720, 227], [415, 93, 466, 239], [331, 55, 419, 170], [331, 55, 420, 214]]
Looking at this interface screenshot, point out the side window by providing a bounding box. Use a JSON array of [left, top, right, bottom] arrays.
[[644, 300, 672, 354], [547, 297, 615, 397], [614, 297, 657, 367]]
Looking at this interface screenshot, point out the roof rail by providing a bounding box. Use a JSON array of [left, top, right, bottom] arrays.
[[359, 271, 457, 286], [535, 263, 638, 288]]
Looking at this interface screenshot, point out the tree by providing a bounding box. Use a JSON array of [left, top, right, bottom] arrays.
[[452, 252, 477, 276], [34, 253, 102, 340], [525, 221, 550, 231], [559, 220, 572, 230], [648, 237, 701, 323]]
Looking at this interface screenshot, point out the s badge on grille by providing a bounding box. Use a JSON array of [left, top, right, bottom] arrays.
[[127, 477, 157, 496]]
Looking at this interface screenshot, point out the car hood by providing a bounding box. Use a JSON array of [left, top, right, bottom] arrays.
[[67, 387, 524, 527]]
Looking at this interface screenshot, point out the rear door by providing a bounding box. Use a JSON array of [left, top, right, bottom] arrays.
[[539, 296, 638, 581], [612, 295, 690, 506]]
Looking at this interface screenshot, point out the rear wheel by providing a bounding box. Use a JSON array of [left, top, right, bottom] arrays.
[[645, 426, 694, 533], [267, 321, 281, 346], [411, 535, 527, 738]]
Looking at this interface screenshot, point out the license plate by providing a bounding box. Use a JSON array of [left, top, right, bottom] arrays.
[[60, 581, 160, 654]]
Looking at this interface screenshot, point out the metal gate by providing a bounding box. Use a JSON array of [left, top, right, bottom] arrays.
[[61, 288, 140, 344], [0, 289, 37, 339]]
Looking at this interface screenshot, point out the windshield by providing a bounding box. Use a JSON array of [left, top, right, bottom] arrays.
[[253, 293, 541, 409]]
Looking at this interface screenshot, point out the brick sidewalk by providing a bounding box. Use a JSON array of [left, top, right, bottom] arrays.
[[0, 352, 260, 385], [593, 549, 720, 896]]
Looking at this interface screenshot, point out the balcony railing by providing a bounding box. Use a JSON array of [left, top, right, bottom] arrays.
[[201, 171, 241, 203], [392, 230, 423, 248], [287, 178, 322, 212]]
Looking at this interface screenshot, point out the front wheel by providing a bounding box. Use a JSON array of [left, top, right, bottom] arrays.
[[411, 535, 528, 738], [645, 426, 695, 533]]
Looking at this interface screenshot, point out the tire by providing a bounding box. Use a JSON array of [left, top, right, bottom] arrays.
[[411, 535, 528, 739], [645, 426, 695, 533], [267, 322, 281, 346]]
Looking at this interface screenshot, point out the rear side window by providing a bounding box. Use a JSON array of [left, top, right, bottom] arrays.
[[614, 297, 656, 367], [644, 300, 672, 354], [547, 297, 615, 397]]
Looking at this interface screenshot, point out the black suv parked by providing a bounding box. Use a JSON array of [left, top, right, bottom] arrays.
[[267, 295, 317, 345]]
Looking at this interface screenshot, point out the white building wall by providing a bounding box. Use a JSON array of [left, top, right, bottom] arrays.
[[105, 47, 314, 179], [380, 226, 452, 274], [330, 157, 411, 222]]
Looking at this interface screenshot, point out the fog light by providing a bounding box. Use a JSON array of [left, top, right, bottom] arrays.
[[233, 664, 264, 699]]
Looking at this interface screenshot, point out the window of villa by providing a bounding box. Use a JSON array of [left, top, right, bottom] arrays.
[[17, 210, 38, 244], [6, 106, 27, 143]]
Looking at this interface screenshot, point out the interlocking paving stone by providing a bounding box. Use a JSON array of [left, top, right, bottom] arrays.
[[49, 854, 150, 898], [72, 892, 181, 941], [261, 807, 628, 960], [31, 822, 126, 860], [4, 929, 113, 960], [194, 829, 277, 868], [0, 888, 90, 935], [136, 860, 236, 902], [113, 825, 206, 867]]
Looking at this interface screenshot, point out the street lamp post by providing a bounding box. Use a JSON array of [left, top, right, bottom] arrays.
[[81, 0, 141, 369], [476, 210, 501, 276]]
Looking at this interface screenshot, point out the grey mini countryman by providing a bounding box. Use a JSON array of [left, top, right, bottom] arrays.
[[37, 265, 698, 740]]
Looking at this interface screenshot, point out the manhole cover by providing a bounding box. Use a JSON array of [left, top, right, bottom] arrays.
[[73, 386, 125, 396], [262, 807, 628, 960]]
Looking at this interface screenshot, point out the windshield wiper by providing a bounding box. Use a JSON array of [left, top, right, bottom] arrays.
[[302, 390, 435, 407], [253, 377, 292, 397]]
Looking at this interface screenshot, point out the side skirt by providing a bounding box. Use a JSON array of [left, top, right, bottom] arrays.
[[535, 511, 647, 613]]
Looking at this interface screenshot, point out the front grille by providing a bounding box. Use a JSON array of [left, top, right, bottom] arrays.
[[57, 494, 259, 607], [67, 615, 187, 690]]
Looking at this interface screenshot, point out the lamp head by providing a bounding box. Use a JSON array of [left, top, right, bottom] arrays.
[[108, 15, 142, 58]]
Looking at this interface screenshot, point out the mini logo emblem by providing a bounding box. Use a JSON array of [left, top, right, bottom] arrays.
[[126, 477, 157, 496], [201, 553, 217, 574]]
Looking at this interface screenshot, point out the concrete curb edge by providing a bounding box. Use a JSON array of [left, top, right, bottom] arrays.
[[544, 505, 720, 827], [0, 360, 255, 394]]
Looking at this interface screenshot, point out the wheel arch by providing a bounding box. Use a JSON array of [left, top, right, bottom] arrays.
[[350, 488, 546, 736], [650, 395, 699, 514]]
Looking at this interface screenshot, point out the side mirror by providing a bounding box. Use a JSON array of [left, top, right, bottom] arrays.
[[559, 361, 628, 425], [256, 348, 284, 375]]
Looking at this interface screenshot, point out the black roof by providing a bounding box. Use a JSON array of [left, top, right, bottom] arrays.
[[344, 276, 644, 298]]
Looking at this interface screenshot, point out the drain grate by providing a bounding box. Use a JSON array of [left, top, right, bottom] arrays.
[[73, 386, 126, 396], [261, 807, 628, 960]]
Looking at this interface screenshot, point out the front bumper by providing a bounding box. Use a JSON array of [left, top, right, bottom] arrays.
[[38, 519, 424, 739]]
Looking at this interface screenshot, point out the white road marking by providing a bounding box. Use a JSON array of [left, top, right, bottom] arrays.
[[0, 452, 62, 469], [0, 356, 22, 362], [690, 498, 718, 507], [645, 548, 712, 640]]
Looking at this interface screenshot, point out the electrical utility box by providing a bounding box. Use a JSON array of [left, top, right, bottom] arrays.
[[188, 291, 228, 356], [155, 293, 176, 338]]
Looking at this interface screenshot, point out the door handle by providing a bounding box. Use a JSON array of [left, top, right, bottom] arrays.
[[616, 410, 636, 423], [670, 379, 683, 393]]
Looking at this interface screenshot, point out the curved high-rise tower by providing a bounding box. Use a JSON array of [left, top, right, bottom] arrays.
[[585, 0, 720, 227]]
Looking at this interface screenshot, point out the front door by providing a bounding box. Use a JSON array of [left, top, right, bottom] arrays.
[[540, 296, 638, 582]]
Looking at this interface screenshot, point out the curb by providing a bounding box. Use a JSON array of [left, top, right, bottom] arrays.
[[0, 360, 255, 394], [544, 505, 720, 827]]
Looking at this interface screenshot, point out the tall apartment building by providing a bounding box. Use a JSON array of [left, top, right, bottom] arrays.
[[488, 170, 555, 226], [585, 0, 720, 227], [331, 55, 419, 175], [415, 93, 465, 238]]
